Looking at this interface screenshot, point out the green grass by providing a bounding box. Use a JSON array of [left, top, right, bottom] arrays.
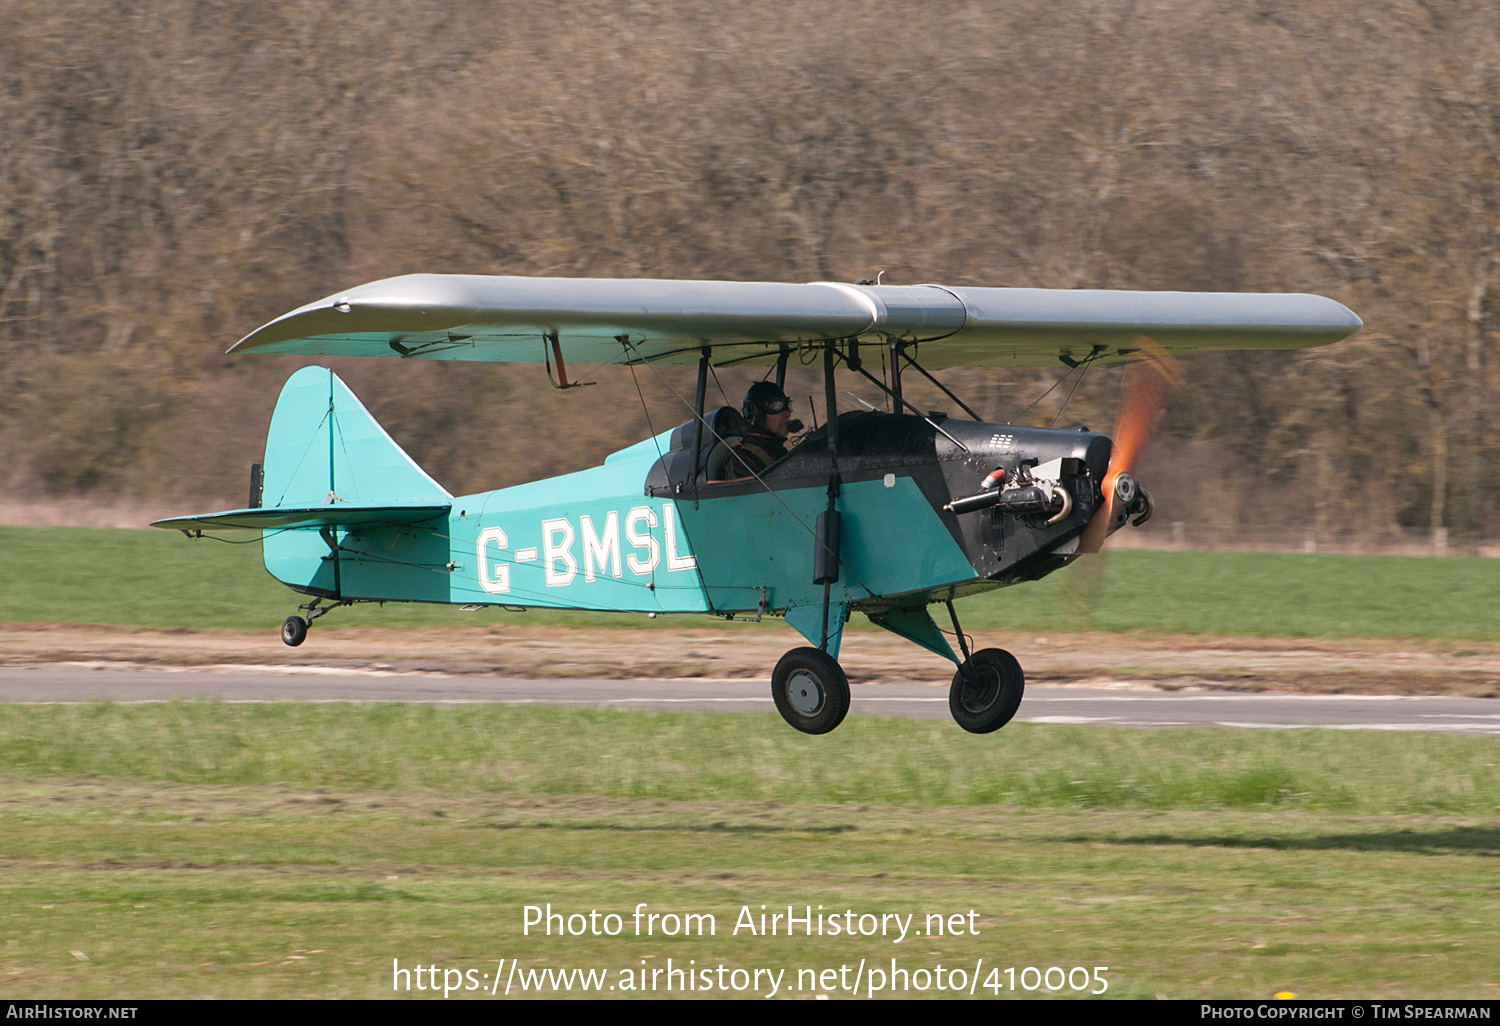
[[0, 705, 1497, 999], [6, 525, 1500, 638], [1, 789, 1496, 999], [0, 525, 759, 631], [2, 703, 1496, 814], [995, 549, 1500, 640]]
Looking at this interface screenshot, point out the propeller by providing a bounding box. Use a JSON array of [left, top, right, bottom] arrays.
[[1078, 337, 1181, 553], [1057, 337, 1181, 622]]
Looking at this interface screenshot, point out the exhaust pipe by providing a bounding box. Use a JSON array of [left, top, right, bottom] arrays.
[[946, 484, 1071, 522]]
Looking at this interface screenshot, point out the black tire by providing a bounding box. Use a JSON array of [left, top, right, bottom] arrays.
[[281, 615, 308, 647], [771, 647, 850, 735], [948, 648, 1024, 734]]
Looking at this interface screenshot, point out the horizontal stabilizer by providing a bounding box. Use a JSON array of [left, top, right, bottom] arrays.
[[152, 504, 450, 533]]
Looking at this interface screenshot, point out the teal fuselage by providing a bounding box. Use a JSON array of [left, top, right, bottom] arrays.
[[264, 431, 976, 620], [248, 366, 1111, 658]]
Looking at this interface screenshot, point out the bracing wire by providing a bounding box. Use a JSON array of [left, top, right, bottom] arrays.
[[1050, 349, 1101, 428], [706, 361, 732, 407], [1009, 349, 1102, 427], [1008, 368, 1073, 425], [626, 359, 665, 466]]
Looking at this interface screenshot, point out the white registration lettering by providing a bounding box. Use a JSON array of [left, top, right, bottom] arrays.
[[581, 512, 623, 582], [476, 527, 510, 594], [541, 518, 577, 586], [625, 506, 659, 575], [662, 503, 697, 571]]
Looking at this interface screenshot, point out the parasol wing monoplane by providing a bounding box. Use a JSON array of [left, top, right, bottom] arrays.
[[157, 274, 1360, 735]]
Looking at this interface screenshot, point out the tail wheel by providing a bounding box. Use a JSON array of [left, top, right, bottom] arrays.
[[949, 648, 1024, 734], [281, 616, 308, 647], [771, 647, 851, 735]]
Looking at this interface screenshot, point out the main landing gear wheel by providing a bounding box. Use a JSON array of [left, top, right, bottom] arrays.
[[949, 648, 1025, 734], [771, 648, 851, 735], [280, 615, 308, 647]]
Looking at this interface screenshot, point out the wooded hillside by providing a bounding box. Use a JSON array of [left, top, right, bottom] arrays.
[[2, 0, 1496, 549]]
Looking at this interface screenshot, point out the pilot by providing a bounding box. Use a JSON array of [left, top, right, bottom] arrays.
[[725, 380, 795, 478]]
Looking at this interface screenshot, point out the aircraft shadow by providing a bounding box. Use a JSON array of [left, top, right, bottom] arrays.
[[1057, 826, 1500, 857], [478, 821, 859, 836]]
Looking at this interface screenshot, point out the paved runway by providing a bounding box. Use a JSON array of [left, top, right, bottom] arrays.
[[3, 666, 1498, 734]]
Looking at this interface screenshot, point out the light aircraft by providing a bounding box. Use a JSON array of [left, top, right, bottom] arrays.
[[155, 275, 1360, 734]]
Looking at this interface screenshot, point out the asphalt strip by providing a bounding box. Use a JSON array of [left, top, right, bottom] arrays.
[[1, 667, 1497, 734]]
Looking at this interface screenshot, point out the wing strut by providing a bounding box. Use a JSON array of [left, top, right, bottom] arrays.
[[842, 345, 972, 453], [692, 347, 710, 502], [623, 335, 878, 604], [544, 330, 594, 389], [889, 340, 904, 409], [817, 342, 841, 652], [899, 350, 984, 422]]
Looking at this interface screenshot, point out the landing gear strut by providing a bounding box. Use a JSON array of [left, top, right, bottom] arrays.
[[279, 598, 345, 647], [771, 648, 850, 735]]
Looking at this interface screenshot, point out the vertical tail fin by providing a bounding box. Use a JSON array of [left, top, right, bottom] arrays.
[[262, 365, 451, 509], [154, 366, 452, 600], [258, 366, 451, 599]]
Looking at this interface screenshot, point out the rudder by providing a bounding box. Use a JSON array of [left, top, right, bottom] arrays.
[[263, 365, 451, 509], [261, 366, 451, 599]]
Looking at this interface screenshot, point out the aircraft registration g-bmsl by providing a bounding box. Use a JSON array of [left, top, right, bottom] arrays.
[[155, 275, 1361, 735]]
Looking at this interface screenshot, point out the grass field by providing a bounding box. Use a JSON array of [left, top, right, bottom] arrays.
[[1, 704, 1497, 999], [4, 703, 1498, 812], [7, 524, 1500, 639]]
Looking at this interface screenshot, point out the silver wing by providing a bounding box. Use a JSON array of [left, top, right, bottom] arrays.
[[228, 274, 1361, 369]]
